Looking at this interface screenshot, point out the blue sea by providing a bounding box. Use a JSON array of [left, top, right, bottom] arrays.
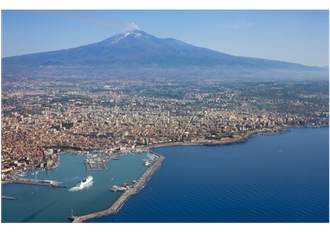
[[1, 127, 329, 223], [89, 127, 329, 223]]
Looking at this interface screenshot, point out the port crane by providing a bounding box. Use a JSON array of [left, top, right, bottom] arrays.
[[28, 172, 34, 182], [18, 173, 26, 181], [34, 171, 39, 182]]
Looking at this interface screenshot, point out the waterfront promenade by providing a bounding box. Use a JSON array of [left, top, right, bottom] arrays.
[[69, 152, 165, 223], [145, 127, 288, 149]]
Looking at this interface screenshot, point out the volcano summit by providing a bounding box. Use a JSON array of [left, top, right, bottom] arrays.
[[2, 30, 328, 80]]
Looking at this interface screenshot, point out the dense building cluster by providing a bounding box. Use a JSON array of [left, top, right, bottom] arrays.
[[1, 79, 329, 176]]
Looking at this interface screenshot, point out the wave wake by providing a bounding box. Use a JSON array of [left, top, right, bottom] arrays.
[[69, 181, 93, 191]]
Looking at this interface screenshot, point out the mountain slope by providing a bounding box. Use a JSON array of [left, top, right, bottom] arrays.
[[2, 30, 328, 80]]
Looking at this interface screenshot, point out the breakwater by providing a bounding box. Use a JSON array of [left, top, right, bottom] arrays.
[[2, 196, 17, 200], [9, 179, 67, 188], [69, 152, 165, 223]]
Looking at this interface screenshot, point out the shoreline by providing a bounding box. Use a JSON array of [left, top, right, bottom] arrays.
[[5, 125, 321, 159], [2, 125, 326, 222], [68, 127, 286, 223], [144, 127, 288, 150], [142, 125, 328, 150]]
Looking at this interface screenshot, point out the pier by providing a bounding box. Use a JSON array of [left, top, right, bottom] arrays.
[[2, 196, 17, 200], [69, 151, 165, 223], [9, 179, 67, 188]]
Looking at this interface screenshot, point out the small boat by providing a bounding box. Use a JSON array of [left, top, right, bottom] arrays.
[[122, 183, 130, 187]]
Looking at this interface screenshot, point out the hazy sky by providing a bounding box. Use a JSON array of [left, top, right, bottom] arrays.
[[1, 10, 329, 67]]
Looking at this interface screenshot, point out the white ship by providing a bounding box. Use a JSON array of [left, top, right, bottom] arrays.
[[76, 175, 93, 187]]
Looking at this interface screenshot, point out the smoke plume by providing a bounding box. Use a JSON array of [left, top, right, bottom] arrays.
[[31, 11, 140, 31]]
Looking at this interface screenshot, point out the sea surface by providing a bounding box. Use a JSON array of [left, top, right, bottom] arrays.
[[89, 127, 329, 223], [1, 127, 329, 223]]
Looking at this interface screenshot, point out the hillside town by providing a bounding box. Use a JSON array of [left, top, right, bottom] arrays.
[[1, 79, 329, 177]]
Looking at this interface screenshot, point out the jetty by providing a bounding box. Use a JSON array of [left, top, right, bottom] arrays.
[[69, 151, 165, 223], [2, 196, 17, 200], [9, 179, 67, 188]]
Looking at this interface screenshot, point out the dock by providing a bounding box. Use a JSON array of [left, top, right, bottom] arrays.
[[109, 185, 127, 192], [84, 154, 117, 171], [85, 162, 107, 171], [69, 151, 165, 223]]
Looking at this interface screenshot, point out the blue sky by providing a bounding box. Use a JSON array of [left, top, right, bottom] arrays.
[[1, 9, 329, 67]]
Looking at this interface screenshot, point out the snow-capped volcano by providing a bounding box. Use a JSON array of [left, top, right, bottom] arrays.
[[2, 30, 328, 80], [100, 30, 149, 44], [109, 31, 148, 44]]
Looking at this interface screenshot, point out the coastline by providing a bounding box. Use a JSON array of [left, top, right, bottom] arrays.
[[68, 127, 286, 223], [143, 124, 328, 150], [145, 127, 288, 149], [42, 125, 325, 154], [2, 125, 325, 222]]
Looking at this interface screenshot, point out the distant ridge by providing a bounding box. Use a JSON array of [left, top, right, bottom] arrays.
[[2, 30, 328, 80]]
